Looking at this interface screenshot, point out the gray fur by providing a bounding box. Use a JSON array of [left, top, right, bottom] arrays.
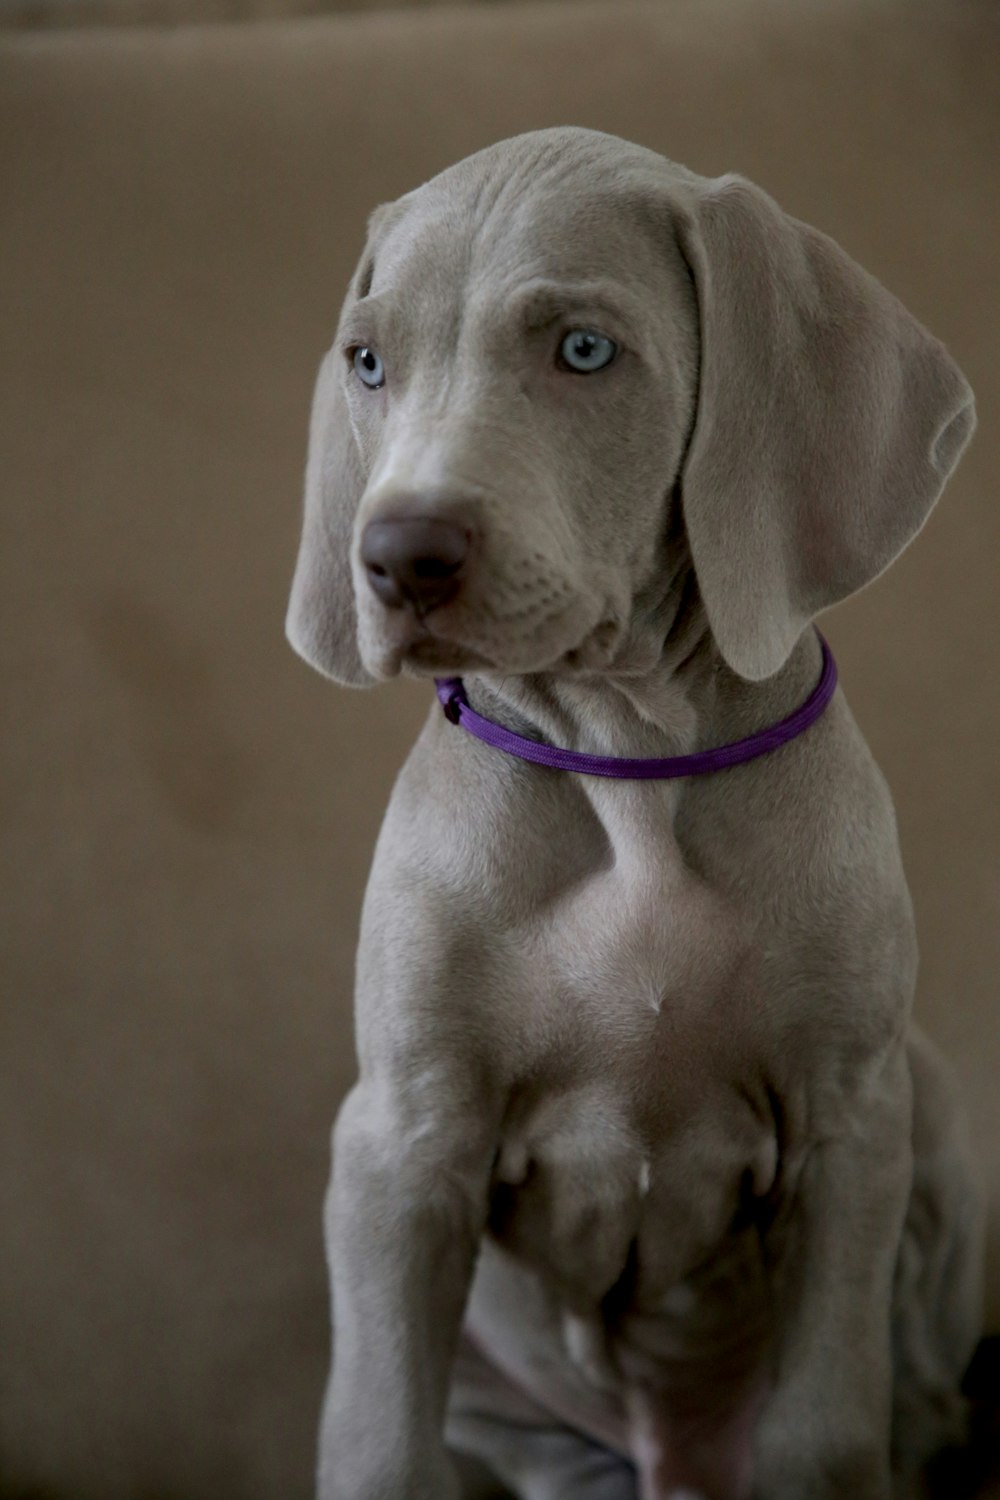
[[286, 128, 984, 1500]]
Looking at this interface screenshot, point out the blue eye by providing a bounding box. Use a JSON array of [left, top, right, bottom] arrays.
[[559, 329, 617, 373], [353, 346, 385, 389]]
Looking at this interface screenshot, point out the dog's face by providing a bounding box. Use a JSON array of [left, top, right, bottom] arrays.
[[336, 151, 700, 682], [288, 128, 974, 688]]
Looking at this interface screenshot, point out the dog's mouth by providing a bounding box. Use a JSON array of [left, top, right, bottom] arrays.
[[370, 601, 624, 681], [357, 608, 493, 679], [402, 634, 496, 674]]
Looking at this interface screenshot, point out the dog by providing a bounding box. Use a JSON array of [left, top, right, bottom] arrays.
[[286, 127, 985, 1500]]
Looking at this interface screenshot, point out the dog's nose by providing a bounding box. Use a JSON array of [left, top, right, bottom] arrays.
[[360, 516, 470, 612]]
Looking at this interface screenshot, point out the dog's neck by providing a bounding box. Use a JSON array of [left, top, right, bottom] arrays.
[[466, 559, 825, 772]]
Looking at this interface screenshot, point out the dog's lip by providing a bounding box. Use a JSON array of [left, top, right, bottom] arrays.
[[404, 631, 493, 666], [395, 611, 462, 654], [387, 611, 497, 673], [373, 594, 615, 677]]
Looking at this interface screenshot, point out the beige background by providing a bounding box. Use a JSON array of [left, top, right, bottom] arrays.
[[1, 1, 998, 1496]]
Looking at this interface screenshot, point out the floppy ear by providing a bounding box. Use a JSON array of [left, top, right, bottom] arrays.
[[673, 174, 976, 681], [287, 203, 404, 686], [285, 344, 373, 685]]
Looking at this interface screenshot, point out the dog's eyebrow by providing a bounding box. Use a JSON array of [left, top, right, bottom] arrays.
[[508, 279, 641, 336], [339, 295, 391, 348]]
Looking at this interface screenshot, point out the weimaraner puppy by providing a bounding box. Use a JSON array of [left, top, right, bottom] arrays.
[[286, 128, 985, 1500]]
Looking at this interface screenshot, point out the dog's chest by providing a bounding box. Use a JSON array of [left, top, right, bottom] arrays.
[[486, 814, 777, 1311], [470, 827, 778, 1497]]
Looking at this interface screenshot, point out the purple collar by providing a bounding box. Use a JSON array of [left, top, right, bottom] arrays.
[[435, 631, 837, 780]]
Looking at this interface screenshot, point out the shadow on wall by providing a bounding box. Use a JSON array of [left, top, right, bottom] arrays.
[[1, 0, 580, 32]]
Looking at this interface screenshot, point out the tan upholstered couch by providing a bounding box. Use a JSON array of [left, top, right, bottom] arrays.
[[2, 1, 998, 1495]]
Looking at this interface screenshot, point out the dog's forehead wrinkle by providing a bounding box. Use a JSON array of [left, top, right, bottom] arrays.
[[421, 125, 701, 212], [377, 134, 700, 308]]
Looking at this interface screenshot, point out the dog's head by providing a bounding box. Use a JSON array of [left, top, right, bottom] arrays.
[[287, 128, 974, 687]]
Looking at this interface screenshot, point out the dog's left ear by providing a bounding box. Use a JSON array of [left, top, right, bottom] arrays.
[[673, 174, 976, 681]]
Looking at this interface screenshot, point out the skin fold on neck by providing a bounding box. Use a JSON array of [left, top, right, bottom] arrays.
[[465, 557, 826, 777]]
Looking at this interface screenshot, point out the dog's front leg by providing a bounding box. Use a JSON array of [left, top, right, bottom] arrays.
[[318, 1063, 499, 1500], [752, 1041, 914, 1500]]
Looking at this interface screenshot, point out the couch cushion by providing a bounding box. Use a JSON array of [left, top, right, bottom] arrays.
[[1, 2, 997, 1496]]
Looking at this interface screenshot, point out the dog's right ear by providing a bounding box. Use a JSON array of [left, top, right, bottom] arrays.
[[286, 206, 402, 687], [285, 340, 374, 686]]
